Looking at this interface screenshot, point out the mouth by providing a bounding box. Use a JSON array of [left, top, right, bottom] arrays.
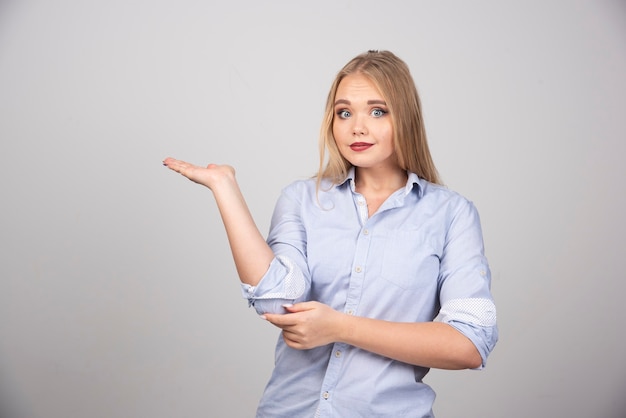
[[349, 142, 373, 152]]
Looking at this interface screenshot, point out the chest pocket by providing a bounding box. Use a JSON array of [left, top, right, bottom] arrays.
[[377, 231, 441, 291]]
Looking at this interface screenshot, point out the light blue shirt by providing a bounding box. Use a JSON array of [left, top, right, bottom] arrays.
[[242, 169, 498, 417]]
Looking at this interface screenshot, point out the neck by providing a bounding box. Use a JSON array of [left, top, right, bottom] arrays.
[[354, 166, 407, 193]]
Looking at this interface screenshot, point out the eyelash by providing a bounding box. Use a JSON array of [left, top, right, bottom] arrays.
[[335, 108, 388, 119], [371, 108, 387, 117], [336, 109, 351, 119]]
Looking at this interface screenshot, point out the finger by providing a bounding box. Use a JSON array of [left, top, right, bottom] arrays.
[[282, 330, 312, 350], [283, 301, 316, 313], [282, 330, 301, 345], [263, 312, 298, 327], [163, 158, 196, 176], [162, 157, 184, 169]]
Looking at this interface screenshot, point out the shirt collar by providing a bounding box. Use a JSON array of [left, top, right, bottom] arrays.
[[333, 167, 355, 191], [406, 171, 425, 198], [337, 167, 425, 198]]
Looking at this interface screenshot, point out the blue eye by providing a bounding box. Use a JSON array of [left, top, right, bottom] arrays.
[[371, 108, 387, 117], [336, 109, 351, 119]]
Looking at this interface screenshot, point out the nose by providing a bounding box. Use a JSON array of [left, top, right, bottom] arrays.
[[352, 114, 367, 136]]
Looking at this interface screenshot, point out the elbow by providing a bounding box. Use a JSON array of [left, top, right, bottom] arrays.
[[464, 348, 483, 369], [449, 340, 483, 370], [458, 337, 484, 369], [434, 342, 483, 370], [446, 350, 481, 370], [442, 322, 494, 370]]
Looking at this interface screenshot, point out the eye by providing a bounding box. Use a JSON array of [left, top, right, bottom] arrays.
[[336, 109, 351, 119], [371, 108, 387, 117]]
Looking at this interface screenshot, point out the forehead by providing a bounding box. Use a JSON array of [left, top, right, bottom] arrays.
[[335, 73, 383, 99]]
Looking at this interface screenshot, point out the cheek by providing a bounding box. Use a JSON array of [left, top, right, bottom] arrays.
[[383, 121, 393, 138], [384, 126, 394, 147], [332, 122, 347, 142]]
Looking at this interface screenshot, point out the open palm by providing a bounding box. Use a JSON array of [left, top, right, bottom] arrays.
[[163, 157, 235, 190]]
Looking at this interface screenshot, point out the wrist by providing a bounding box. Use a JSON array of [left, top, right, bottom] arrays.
[[337, 311, 357, 344]]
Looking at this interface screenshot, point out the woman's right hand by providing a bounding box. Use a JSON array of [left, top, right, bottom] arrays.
[[162, 157, 236, 191]]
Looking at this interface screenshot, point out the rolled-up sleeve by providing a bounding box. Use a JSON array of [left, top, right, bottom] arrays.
[[241, 182, 312, 315], [241, 255, 310, 314], [434, 198, 498, 368]]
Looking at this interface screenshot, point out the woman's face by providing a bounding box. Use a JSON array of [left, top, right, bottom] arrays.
[[332, 73, 396, 171]]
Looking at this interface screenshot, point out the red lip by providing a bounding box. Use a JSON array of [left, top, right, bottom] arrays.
[[350, 142, 373, 152]]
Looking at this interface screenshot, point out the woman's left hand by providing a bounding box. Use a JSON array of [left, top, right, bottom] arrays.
[[262, 302, 346, 350]]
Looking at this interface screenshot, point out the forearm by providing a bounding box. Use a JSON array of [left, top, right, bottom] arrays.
[[210, 175, 274, 286], [338, 315, 482, 370], [163, 158, 275, 285]]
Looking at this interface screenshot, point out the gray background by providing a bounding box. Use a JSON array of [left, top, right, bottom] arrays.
[[1, 1, 624, 417]]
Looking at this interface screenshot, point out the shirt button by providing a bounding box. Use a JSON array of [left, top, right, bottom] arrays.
[[363, 229, 369, 235], [334, 350, 341, 358], [358, 200, 365, 206], [480, 270, 487, 276], [323, 391, 330, 400], [346, 309, 354, 315], [355, 266, 362, 273]]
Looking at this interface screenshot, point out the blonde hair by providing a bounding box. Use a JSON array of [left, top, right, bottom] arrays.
[[316, 50, 442, 188]]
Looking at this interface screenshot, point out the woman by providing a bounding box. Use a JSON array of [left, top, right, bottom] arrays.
[[163, 50, 498, 417]]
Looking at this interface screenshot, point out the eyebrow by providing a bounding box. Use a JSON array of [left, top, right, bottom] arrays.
[[334, 99, 387, 106]]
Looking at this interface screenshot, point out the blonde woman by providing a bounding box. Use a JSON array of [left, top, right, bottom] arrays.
[[164, 50, 498, 417]]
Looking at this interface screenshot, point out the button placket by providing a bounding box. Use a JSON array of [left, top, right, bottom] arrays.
[[356, 198, 368, 223]]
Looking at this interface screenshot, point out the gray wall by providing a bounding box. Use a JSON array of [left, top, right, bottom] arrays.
[[1, 1, 624, 417]]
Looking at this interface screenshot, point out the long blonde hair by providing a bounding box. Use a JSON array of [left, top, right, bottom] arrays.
[[316, 50, 442, 188]]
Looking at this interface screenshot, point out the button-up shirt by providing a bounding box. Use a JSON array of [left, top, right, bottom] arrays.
[[241, 169, 498, 417]]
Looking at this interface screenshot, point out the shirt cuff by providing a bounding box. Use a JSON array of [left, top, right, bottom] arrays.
[[435, 298, 498, 369], [240, 255, 309, 315]]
